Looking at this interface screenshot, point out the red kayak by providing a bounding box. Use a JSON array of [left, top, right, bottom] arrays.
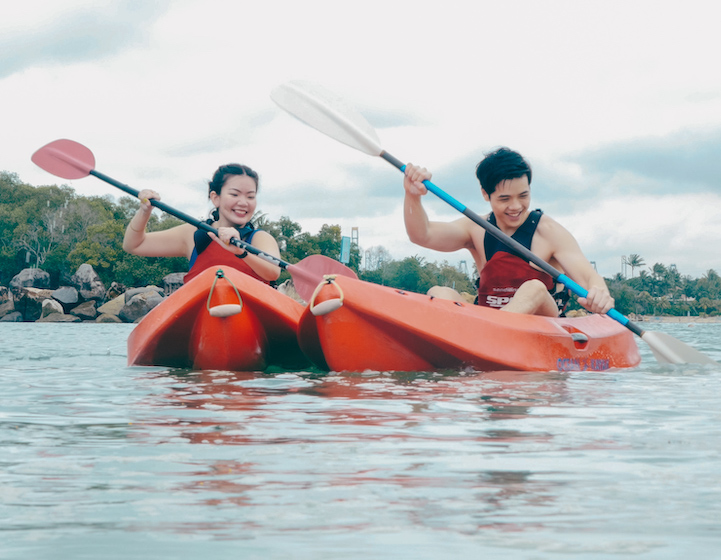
[[127, 266, 308, 371], [297, 275, 641, 372]]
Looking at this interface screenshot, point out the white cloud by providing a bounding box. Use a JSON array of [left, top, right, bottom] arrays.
[[2, 0, 721, 282], [560, 193, 721, 278]]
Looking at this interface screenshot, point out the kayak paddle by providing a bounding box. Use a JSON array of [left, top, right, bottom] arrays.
[[31, 138, 357, 302], [270, 80, 717, 366]]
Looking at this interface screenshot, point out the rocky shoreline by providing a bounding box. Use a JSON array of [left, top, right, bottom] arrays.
[[1, 264, 302, 324], [2, 265, 719, 324], [0, 265, 184, 324]]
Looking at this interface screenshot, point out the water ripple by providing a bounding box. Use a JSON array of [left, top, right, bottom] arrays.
[[0, 322, 719, 559]]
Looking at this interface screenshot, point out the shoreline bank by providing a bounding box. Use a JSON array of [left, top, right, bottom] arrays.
[[636, 315, 720, 323]]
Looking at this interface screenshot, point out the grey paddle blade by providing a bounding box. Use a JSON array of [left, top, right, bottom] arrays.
[[641, 330, 718, 365], [271, 80, 383, 157]]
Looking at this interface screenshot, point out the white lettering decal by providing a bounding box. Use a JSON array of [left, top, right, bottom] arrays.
[[486, 295, 512, 307]]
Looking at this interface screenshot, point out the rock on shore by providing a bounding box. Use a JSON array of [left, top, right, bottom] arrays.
[[0, 265, 179, 324]]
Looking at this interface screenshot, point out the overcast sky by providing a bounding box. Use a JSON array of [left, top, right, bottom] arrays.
[[3, 0, 720, 279]]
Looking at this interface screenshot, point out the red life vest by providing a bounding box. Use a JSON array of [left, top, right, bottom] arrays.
[[183, 237, 269, 284], [476, 209, 554, 309], [477, 252, 554, 308]]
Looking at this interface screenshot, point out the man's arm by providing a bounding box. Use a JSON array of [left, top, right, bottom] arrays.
[[541, 217, 614, 314], [403, 163, 473, 252]]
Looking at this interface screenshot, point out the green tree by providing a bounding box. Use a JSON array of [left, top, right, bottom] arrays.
[[315, 224, 342, 257], [388, 255, 436, 293], [649, 263, 668, 296], [696, 269, 721, 300], [4, 169, 720, 317], [698, 297, 714, 316], [434, 260, 474, 294], [67, 221, 127, 281], [636, 290, 654, 315], [626, 254, 645, 277], [629, 269, 652, 293], [608, 276, 636, 315], [265, 215, 302, 247], [363, 245, 392, 272]]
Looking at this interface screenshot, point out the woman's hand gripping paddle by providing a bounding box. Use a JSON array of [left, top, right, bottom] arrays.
[[270, 81, 717, 366], [31, 138, 357, 302]]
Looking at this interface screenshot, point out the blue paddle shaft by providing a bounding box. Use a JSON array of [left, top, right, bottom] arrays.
[[380, 151, 640, 336]]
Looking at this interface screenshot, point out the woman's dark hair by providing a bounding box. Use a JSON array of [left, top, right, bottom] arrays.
[[208, 164, 259, 222], [208, 163, 259, 196], [475, 147, 532, 196]]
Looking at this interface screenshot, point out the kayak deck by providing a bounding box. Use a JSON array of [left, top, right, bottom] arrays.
[[127, 266, 308, 371], [297, 275, 641, 372]]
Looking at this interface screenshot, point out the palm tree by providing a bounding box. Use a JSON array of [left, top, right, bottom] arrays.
[[638, 269, 650, 285], [697, 269, 721, 300], [626, 254, 645, 278], [251, 211, 270, 229], [651, 263, 669, 297]]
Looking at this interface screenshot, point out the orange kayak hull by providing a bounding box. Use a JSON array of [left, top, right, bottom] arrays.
[[297, 276, 641, 372], [127, 266, 308, 371]]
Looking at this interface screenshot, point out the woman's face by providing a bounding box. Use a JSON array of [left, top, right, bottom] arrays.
[[210, 174, 257, 227]]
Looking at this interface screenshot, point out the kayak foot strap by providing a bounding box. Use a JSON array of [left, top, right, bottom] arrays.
[[206, 269, 243, 318], [310, 275, 345, 316]]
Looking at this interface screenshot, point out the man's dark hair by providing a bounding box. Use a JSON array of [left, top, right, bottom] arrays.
[[475, 147, 532, 195]]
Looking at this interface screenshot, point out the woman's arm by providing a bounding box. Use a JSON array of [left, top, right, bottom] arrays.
[[122, 189, 195, 258]]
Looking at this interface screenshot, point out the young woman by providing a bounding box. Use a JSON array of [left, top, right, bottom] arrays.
[[123, 164, 281, 284]]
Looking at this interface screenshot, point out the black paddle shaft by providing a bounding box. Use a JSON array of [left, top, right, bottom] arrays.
[[90, 169, 287, 268]]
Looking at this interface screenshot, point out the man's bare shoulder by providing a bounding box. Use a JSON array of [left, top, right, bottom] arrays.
[[536, 213, 573, 239], [535, 212, 584, 258]]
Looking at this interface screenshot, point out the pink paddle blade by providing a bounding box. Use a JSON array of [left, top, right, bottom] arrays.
[[289, 254, 357, 302], [31, 139, 95, 180]]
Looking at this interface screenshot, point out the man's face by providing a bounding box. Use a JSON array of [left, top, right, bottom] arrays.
[[482, 175, 531, 231]]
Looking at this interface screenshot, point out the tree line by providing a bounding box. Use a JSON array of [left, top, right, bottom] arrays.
[[0, 172, 472, 294], [2, 172, 718, 316], [607, 254, 720, 317]]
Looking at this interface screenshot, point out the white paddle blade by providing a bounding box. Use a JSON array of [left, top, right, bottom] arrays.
[[271, 80, 382, 157], [641, 331, 718, 365]]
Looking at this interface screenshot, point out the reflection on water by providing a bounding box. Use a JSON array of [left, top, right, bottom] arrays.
[[150, 368, 564, 441], [125, 368, 573, 542], [1, 322, 720, 558]]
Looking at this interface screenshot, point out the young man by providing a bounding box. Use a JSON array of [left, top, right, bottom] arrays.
[[403, 147, 614, 317]]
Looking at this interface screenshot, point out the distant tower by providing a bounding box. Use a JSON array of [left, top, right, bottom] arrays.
[[458, 260, 469, 277], [351, 227, 359, 246]]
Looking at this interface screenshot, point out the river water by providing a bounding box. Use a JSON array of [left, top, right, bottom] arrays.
[[1, 322, 720, 559]]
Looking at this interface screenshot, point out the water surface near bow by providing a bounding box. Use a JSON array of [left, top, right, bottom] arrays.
[[2, 322, 720, 559]]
